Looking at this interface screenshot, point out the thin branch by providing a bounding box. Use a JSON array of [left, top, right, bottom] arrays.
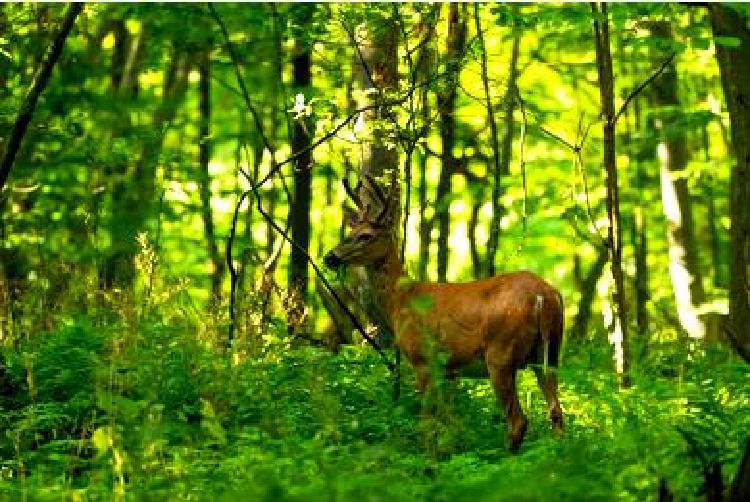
[[211, 6, 395, 370], [614, 52, 676, 124], [242, 167, 395, 370], [0, 3, 83, 191]]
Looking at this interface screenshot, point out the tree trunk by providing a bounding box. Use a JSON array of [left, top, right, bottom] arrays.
[[358, 8, 400, 341], [289, 7, 314, 300], [101, 49, 189, 288], [649, 21, 707, 339], [0, 2, 82, 192], [572, 245, 608, 339], [702, 126, 725, 289], [710, 8, 750, 499], [417, 149, 430, 281], [710, 4, 750, 363], [728, 439, 750, 502], [632, 207, 649, 335], [592, 2, 630, 383], [481, 4, 519, 277], [435, 3, 466, 283], [198, 48, 224, 300]]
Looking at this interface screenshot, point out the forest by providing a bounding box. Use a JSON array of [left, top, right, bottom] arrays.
[[0, 2, 749, 500]]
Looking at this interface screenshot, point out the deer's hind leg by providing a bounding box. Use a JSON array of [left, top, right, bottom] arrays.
[[485, 345, 527, 453], [533, 366, 563, 434]]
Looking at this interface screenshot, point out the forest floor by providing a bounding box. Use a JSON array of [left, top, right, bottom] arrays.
[[0, 312, 748, 501]]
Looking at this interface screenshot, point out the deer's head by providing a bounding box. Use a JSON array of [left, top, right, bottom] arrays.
[[324, 175, 396, 270]]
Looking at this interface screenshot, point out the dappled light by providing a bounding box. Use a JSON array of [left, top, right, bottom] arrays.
[[1, 2, 749, 501]]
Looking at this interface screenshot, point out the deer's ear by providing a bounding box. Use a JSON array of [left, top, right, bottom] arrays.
[[343, 205, 360, 227]]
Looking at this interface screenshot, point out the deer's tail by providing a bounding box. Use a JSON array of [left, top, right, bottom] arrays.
[[535, 292, 564, 374]]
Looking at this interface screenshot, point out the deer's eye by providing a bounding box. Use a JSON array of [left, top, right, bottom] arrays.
[[356, 233, 373, 242]]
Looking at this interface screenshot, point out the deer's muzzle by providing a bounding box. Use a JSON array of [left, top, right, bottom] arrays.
[[324, 252, 343, 270]]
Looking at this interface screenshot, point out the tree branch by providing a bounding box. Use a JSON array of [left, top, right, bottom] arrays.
[[614, 52, 676, 125], [0, 3, 83, 192]]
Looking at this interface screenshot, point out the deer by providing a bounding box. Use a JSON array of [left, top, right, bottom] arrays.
[[323, 175, 564, 452]]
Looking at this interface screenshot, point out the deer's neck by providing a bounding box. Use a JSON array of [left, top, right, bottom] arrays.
[[366, 245, 408, 322]]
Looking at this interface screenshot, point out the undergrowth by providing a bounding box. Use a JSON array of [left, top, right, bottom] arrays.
[[0, 291, 748, 501]]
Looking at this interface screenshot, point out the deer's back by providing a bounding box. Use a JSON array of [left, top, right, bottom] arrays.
[[395, 271, 561, 369]]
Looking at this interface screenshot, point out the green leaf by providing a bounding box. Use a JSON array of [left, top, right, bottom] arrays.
[[714, 36, 742, 48], [409, 294, 434, 314]]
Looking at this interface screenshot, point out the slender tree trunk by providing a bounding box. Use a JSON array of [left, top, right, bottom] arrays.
[[710, 4, 750, 363], [416, 18, 436, 283], [417, 149, 430, 281], [572, 245, 608, 339], [649, 21, 706, 339], [633, 207, 649, 334], [289, 7, 314, 300], [702, 126, 725, 289], [592, 2, 630, 383], [198, 48, 224, 299], [0, 2, 82, 192], [480, 5, 519, 276], [0, 5, 8, 99], [357, 8, 399, 344], [468, 199, 482, 279], [435, 3, 466, 282], [101, 49, 189, 288]]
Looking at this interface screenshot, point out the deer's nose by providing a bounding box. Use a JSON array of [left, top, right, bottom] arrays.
[[324, 252, 342, 270]]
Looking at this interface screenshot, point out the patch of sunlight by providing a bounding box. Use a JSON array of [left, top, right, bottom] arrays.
[[480, 200, 492, 219], [101, 33, 115, 50], [500, 213, 514, 230], [554, 87, 574, 108], [210, 195, 233, 215], [166, 181, 189, 204], [138, 70, 162, 90], [208, 160, 224, 177], [501, 193, 514, 208], [616, 154, 629, 170], [553, 263, 567, 281], [230, 32, 247, 44], [697, 298, 728, 316], [475, 221, 488, 245], [720, 216, 731, 230], [708, 93, 722, 115], [188, 70, 200, 84], [448, 223, 469, 272], [126, 19, 141, 35], [451, 200, 466, 216], [594, 215, 609, 233]]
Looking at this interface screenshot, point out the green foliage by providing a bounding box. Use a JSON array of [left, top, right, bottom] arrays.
[[0, 2, 747, 500], [0, 297, 747, 500]]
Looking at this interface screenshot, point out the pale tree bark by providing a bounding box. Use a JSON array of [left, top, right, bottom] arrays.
[[649, 21, 707, 339], [0, 3, 82, 192], [319, 8, 400, 349], [435, 3, 467, 282], [357, 9, 400, 339], [592, 2, 630, 384]]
